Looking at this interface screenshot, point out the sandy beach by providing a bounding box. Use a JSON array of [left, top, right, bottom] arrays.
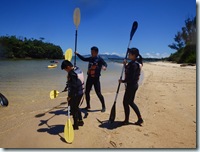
[[0, 61, 196, 149]]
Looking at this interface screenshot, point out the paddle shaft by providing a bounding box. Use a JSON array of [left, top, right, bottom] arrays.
[[113, 22, 138, 104], [113, 42, 131, 103], [67, 105, 70, 138], [74, 29, 78, 66]]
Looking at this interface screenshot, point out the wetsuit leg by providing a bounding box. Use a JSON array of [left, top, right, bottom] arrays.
[[128, 84, 142, 119], [68, 97, 78, 128], [85, 77, 93, 108], [94, 77, 105, 108], [77, 95, 83, 121], [70, 95, 83, 128], [123, 89, 131, 122]]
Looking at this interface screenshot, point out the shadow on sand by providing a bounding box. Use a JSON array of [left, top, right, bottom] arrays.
[[35, 102, 68, 143], [35, 102, 88, 144], [97, 118, 141, 130]]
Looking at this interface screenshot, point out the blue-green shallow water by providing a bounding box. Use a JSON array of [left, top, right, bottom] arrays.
[[0, 58, 144, 103]]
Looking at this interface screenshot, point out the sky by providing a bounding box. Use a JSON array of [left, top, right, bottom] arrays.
[[0, 0, 197, 58]]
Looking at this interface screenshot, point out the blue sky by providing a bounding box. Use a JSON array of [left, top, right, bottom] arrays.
[[0, 0, 197, 58]]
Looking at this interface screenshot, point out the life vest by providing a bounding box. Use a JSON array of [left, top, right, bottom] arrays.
[[87, 57, 100, 77], [74, 66, 85, 95], [88, 63, 98, 77], [125, 61, 141, 84]]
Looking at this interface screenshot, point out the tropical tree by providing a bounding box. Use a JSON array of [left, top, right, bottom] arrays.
[[168, 16, 196, 51], [168, 16, 196, 63], [0, 35, 64, 59]]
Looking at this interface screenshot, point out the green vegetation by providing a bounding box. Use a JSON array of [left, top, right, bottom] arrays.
[[168, 16, 196, 64], [0, 36, 64, 59]]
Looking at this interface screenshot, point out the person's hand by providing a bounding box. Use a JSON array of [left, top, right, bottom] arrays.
[[123, 59, 127, 65], [118, 79, 123, 83], [62, 86, 68, 92], [67, 97, 71, 101], [102, 66, 107, 71], [74, 52, 78, 55]]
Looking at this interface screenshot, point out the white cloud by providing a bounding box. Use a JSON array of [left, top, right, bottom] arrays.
[[102, 52, 121, 56], [102, 51, 170, 58], [144, 52, 169, 58]]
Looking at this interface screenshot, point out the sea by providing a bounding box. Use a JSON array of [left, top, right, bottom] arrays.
[[0, 58, 144, 97]]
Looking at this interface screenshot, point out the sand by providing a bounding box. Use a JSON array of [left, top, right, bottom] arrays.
[[0, 61, 196, 149]]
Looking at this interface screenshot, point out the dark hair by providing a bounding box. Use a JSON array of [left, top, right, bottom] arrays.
[[128, 48, 143, 65], [91, 46, 99, 54], [61, 60, 73, 70]]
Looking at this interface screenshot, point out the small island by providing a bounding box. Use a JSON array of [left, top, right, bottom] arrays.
[[0, 36, 64, 59]]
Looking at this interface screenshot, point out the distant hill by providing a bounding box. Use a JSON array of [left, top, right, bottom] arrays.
[[81, 54, 122, 59], [81, 54, 165, 62], [99, 54, 123, 59]]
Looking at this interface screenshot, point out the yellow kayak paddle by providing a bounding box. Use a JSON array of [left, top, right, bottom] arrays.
[[64, 105, 74, 143], [65, 48, 73, 61], [49, 90, 60, 100]]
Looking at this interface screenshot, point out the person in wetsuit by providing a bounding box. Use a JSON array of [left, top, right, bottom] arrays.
[[75, 46, 107, 112], [61, 60, 85, 130], [119, 48, 144, 125]]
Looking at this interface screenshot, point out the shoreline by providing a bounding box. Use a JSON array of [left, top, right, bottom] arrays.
[[0, 61, 196, 148]]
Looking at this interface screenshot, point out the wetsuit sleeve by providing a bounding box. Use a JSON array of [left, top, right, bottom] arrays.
[[77, 53, 90, 62], [100, 57, 107, 67]]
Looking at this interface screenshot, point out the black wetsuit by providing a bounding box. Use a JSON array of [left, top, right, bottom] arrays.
[[77, 54, 107, 109], [122, 60, 142, 122], [67, 67, 84, 127]]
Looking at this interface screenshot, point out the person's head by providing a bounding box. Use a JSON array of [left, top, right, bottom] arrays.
[[128, 48, 143, 65], [91, 46, 99, 57], [61, 60, 73, 72]]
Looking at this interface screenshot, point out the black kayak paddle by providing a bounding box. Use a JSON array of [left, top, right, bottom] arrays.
[[108, 21, 138, 123]]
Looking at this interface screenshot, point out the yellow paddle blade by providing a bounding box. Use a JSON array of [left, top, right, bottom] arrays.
[[64, 119, 74, 143], [65, 48, 73, 61], [73, 8, 81, 29], [50, 90, 59, 99]]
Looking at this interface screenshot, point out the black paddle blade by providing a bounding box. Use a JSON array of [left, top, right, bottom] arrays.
[[109, 102, 116, 123], [130, 21, 138, 41]]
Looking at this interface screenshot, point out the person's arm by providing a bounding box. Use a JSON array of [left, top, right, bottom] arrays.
[[76, 53, 90, 62], [101, 57, 107, 68], [99, 57, 107, 70]]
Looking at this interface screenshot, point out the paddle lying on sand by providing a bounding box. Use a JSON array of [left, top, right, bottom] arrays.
[[0, 93, 9, 107], [65, 48, 73, 61], [73, 7, 81, 67], [109, 21, 138, 123]]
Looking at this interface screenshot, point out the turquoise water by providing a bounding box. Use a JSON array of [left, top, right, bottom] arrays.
[[0, 58, 122, 81], [0, 58, 144, 99]]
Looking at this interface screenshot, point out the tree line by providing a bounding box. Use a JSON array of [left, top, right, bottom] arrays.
[[168, 16, 196, 63], [0, 36, 64, 59]]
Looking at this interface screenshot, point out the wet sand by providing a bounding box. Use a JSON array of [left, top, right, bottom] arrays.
[[0, 61, 196, 148]]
